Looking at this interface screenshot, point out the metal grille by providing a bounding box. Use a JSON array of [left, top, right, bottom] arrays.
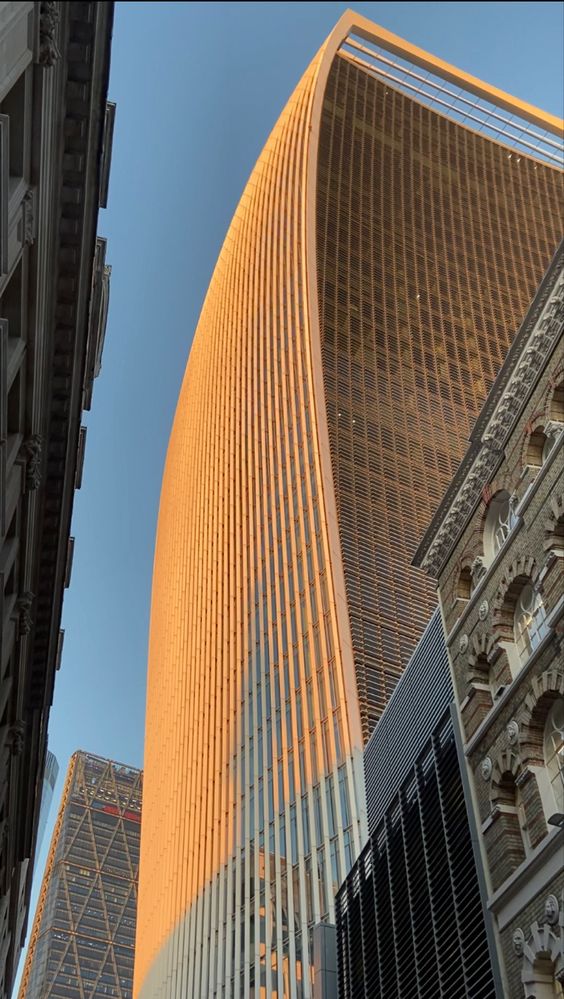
[[18, 753, 142, 999], [316, 53, 564, 740], [336, 714, 496, 998], [364, 611, 452, 833]]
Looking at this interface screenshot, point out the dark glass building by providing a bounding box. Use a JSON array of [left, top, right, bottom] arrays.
[[336, 612, 502, 999], [18, 752, 142, 999]]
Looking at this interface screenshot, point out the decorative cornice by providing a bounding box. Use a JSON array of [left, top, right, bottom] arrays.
[[98, 103, 116, 210], [418, 441, 502, 577], [28, 0, 114, 717], [3, 9, 115, 999], [413, 241, 564, 578]]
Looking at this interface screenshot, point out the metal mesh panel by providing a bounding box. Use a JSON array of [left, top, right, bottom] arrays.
[[364, 611, 452, 832], [316, 54, 564, 740]]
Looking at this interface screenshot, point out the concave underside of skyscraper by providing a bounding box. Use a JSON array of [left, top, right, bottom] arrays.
[[135, 12, 563, 999]]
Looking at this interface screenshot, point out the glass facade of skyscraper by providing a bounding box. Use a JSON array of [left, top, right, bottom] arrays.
[[135, 12, 563, 998], [36, 752, 60, 858], [19, 753, 142, 999], [317, 50, 563, 736]]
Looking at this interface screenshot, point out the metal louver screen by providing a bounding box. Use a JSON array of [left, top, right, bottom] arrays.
[[336, 713, 496, 998]]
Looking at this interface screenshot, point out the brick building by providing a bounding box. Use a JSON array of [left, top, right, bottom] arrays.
[[414, 243, 564, 998]]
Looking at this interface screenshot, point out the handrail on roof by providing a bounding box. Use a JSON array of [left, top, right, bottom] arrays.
[[340, 11, 563, 137]]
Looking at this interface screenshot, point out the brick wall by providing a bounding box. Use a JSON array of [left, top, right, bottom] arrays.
[[501, 871, 564, 998]]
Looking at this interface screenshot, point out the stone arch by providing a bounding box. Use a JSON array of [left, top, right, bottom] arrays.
[[545, 366, 564, 424], [520, 670, 564, 765], [493, 555, 541, 642], [479, 478, 516, 535], [519, 675, 564, 824], [490, 748, 547, 854], [467, 630, 511, 695], [485, 749, 528, 882], [453, 555, 474, 601], [544, 494, 564, 557], [521, 914, 564, 999], [517, 667, 564, 839], [521, 412, 551, 470], [490, 748, 522, 804]]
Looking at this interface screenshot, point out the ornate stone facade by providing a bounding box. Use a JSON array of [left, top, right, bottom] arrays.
[[414, 244, 564, 998], [0, 3, 114, 994]]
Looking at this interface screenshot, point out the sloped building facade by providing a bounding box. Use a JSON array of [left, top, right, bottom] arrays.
[[135, 12, 563, 998]]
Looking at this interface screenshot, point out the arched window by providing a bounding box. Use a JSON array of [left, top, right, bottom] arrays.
[[514, 584, 549, 662], [544, 698, 564, 813], [484, 491, 517, 563]]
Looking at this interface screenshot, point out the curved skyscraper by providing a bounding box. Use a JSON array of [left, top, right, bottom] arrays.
[[135, 13, 563, 998]]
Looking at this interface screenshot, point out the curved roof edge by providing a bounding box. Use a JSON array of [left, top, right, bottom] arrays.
[[327, 9, 563, 135]]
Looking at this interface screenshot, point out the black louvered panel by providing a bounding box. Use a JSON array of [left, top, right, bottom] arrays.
[[336, 716, 496, 997]]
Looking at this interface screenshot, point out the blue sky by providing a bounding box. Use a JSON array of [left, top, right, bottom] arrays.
[[17, 0, 563, 982]]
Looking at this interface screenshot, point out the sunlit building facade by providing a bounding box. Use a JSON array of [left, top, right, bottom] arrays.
[[18, 752, 142, 999], [135, 12, 563, 999]]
